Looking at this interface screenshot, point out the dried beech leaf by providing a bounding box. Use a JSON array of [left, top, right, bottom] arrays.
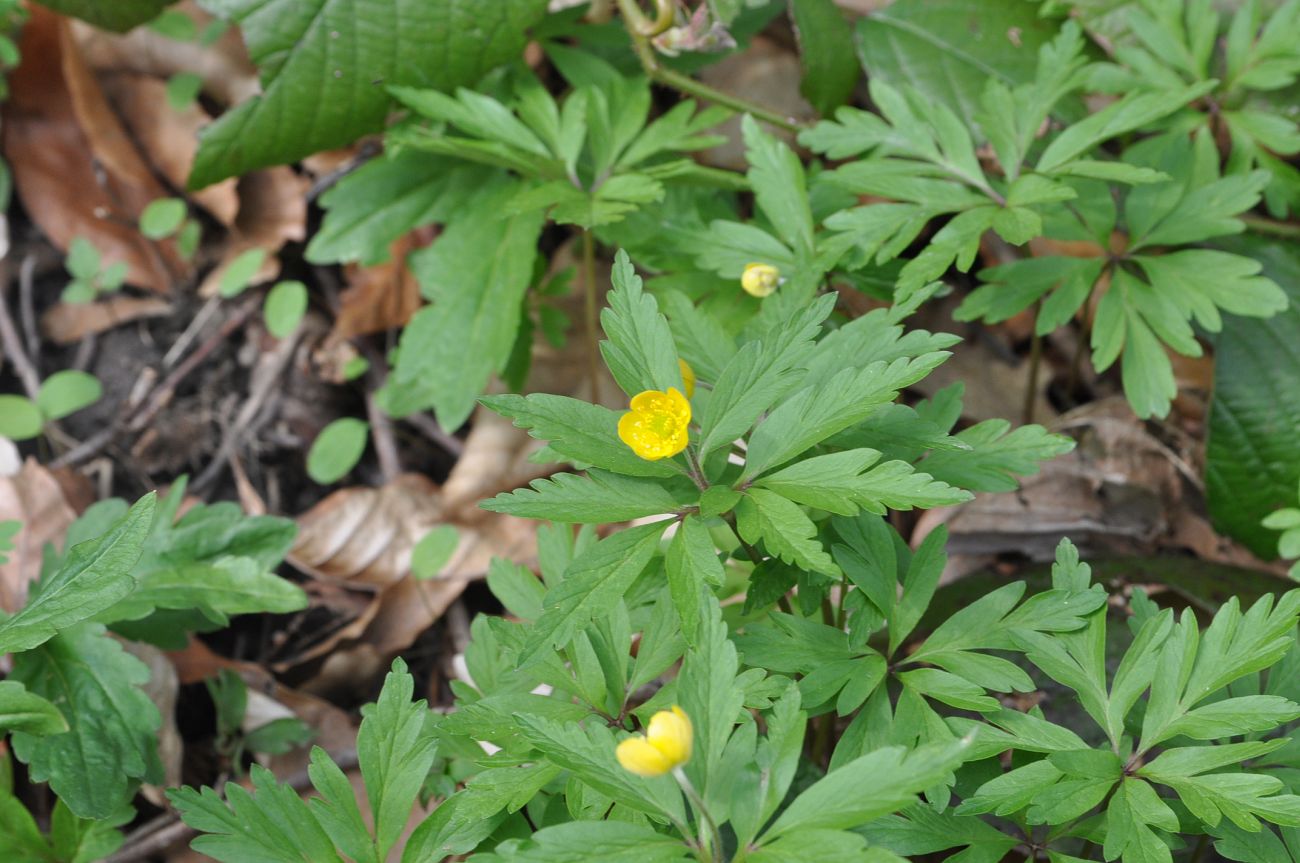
[[3, 9, 184, 293], [334, 234, 425, 340], [41, 295, 172, 345], [70, 3, 258, 108], [0, 459, 79, 614], [102, 72, 240, 225]]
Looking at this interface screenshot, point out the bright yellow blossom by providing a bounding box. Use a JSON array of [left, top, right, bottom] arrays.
[[741, 262, 781, 297], [616, 706, 693, 777], [678, 358, 696, 398], [617, 387, 691, 460]]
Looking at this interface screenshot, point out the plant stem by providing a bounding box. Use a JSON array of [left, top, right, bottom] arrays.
[[614, 0, 804, 133], [674, 767, 725, 863], [1241, 213, 1300, 238], [1022, 301, 1043, 425], [582, 227, 602, 406]]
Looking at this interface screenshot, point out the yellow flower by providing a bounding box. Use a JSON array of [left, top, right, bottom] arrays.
[[741, 262, 781, 297], [678, 358, 696, 398], [617, 387, 691, 461], [616, 706, 693, 777]]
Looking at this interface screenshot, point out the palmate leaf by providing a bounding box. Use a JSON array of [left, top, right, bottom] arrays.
[[762, 739, 968, 839], [736, 489, 839, 577], [11, 623, 161, 819], [481, 393, 678, 478], [482, 470, 690, 523], [190, 0, 549, 186], [171, 765, 343, 863], [600, 250, 685, 398], [481, 821, 694, 863], [918, 419, 1075, 493], [520, 522, 666, 663], [755, 449, 970, 516], [392, 188, 544, 429]]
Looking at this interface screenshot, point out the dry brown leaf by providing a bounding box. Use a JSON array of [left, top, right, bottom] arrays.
[[0, 459, 79, 613], [101, 72, 240, 225], [3, 9, 182, 293], [913, 398, 1274, 575], [912, 333, 1056, 424], [70, 2, 258, 107], [40, 294, 172, 344], [198, 166, 308, 297], [333, 234, 425, 340]]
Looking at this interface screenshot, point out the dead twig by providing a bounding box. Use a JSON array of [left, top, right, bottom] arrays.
[[0, 260, 43, 398]]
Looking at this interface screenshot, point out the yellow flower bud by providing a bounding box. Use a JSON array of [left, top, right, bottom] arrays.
[[741, 262, 781, 297], [616, 706, 693, 777], [617, 388, 691, 461], [678, 358, 696, 398]]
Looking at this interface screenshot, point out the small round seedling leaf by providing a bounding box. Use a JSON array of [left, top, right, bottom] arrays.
[[219, 249, 267, 298], [176, 220, 202, 259], [166, 73, 203, 110], [342, 356, 370, 381], [140, 198, 187, 240], [100, 261, 129, 292], [412, 525, 460, 580], [65, 237, 100, 280], [0, 395, 42, 440], [62, 281, 95, 304], [263, 280, 308, 338], [37, 370, 103, 420], [307, 418, 368, 484], [149, 9, 197, 41]]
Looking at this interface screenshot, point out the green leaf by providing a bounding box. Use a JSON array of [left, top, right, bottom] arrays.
[[36, 370, 103, 421], [665, 516, 724, 647], [482, 470, 686, 523], [307, 418, 369, 484], [1207, 236, 1300, 556], [486, 819, 694, 862], [1162, 695, 1300, 740], [139, 198, 187, 239], [189, 0, 548, 186], [763, 740, 967, 839], [0, 681, 68, 736], [790, 0, 859, 116], [756, 449, 970, 516], [263, 280, 308, 338], [856, 0, 1062, 129], [11, 623, 161, 819], [401, 762, 559, 861], [515, 715, 685, 821], [919, 419, 1075, 492], [37, 0, 177, 32], [697, 294, 835, 457], [65, 237, 100, 280], [743, 353, 949, 480], [98, 555, 306, 626], [749, 829, 873, 863], [1036, 84, 1215, 173], [0, 395, 43, 440], [0, 493, 154, 654], [244, 718, 314, 755], [306, 153, 492, 266], [411, 525, 459, 580], [600, 249, 683, 398], [481, 393, 677, 478], [166, 72, 204, 109], [742, 115, 814, 257], [521, 522, 666, 663], [395, 198, 543, 429], [170, 765, 343, 863], [306, 747, 376, 863], [218, 248, 266, 297], [48, 798, 130, 863], [737, 489, 839, 577], [356, 659, 438, 859]]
